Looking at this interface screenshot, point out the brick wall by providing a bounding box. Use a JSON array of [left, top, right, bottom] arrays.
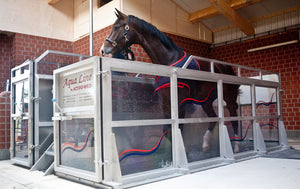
[[167, 33, 210, 57], [210, 30, 300, 131], [0, 34, 11, 91], [11, 33, 74, 66], [11, 33, 74, 75], [74, 26, 113, 57], [0, 91, 10, 152]]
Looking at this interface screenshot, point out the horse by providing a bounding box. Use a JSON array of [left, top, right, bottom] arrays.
[[102, 9, 240, 153]]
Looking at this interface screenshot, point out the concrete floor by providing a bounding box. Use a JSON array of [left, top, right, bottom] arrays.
[[134, 157, 300, 189], [0, 141, 299, 189]]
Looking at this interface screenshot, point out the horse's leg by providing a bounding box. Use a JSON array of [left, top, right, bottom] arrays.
[[200, 89, 218, 152], [158, 88, 172, 135], [223, 84, 240, 153]]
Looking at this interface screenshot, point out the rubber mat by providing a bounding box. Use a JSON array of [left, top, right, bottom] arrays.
[[263, 148, 300, 159]]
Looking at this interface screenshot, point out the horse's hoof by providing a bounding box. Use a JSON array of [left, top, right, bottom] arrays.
[[234, 138, 240, 153], [202, 130, 212, 152], [202, 145, 210, 153]]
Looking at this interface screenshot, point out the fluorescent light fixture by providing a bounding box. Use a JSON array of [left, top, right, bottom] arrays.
[[247, 40, 298, 53]]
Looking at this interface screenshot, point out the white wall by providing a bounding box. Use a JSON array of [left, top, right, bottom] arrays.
[[122, 0, 212, 43], [0, 0, 212, 43], [73, 0, 212, 42], [74, 0, 121, 40], [0, 0, 74, 41]]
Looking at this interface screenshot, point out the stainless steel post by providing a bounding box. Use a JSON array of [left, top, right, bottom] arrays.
[[89, 0, 93, 56]]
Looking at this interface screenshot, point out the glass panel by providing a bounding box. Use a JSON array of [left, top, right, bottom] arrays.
[[239, 85, 252, 117], [14, 80, 29, 115], [240, 68, 260, 79], [193, 59, 210, 72], [14, 119, 29, 159], [256, 87, 277, 116], [178, 79, 218, 118], [112, 73, 169, 120], [114, 125, 172, 175], [37, 54, 81, 75], [39, 79, 53, 122], [38, 126, 53, 156], [182, 122, 220, 162], [258, 118, 279, 148], [261, 73, 279, 82], [228, 120, 254, 153], [12, 65, 30, 77], [60, 118, 95, 172], [223, 83, 240, 117]]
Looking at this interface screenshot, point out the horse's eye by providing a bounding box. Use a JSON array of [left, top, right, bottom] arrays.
[[114, 23, 126, 30]]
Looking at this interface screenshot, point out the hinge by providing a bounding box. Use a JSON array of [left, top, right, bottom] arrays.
[[51, 99, 72, 121], [32, 96, 41, 102], [96, 70, 110, 77], [52, 113, 72, 121]]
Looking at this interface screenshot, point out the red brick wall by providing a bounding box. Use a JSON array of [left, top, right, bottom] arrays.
[[10, 33, 75, 75], [11, 33, 74, 67], [210, 30, 300, 131], [74, 26, 113, 57], [0, 35, 11, 91], [0, 35, 10, 150], [0, 92, 10, 150], [167, 33, 210, 57]]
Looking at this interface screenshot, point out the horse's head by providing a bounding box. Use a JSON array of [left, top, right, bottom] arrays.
[[102, 9, 134, 57]]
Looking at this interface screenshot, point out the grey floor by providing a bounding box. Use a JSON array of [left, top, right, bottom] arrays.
[[0, 141, 299, 189]]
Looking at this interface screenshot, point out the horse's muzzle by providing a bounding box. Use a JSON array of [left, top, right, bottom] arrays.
[[100, 44, 113, 57]]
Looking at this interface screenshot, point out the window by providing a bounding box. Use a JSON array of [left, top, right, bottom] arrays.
[[97, 0, 112, 8]]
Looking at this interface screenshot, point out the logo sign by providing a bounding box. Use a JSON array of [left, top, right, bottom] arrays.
[[60, 68, 94, 108]]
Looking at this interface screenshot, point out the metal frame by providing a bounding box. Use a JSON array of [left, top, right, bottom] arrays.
[[53, 57, 102, 183], [10, 50, 90, 168], [33, 74, 53, 162], [52, 56, 288, 188], [10, 60, 34, 167]]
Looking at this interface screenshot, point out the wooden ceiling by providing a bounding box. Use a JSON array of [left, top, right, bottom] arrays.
[[48, 0, 61, 5], [173, 0, 300, 35], [48, 0, 300, 38]]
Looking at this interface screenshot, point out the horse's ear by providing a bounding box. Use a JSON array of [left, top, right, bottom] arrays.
[[115, 8, 126, 19]]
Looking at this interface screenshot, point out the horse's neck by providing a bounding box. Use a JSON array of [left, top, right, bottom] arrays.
[[136, 34, 184, 66]]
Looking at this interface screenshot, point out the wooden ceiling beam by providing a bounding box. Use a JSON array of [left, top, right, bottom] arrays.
[[207, 0, 255, 35], [213, 6, 300, 33], [189, 0, 264, 23], [48, 0, 61, 5]]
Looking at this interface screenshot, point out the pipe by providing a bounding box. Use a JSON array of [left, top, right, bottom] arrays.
[[247, 40, 298, 53], [89, 0, 93, 56], [211, 24, 300, 48]]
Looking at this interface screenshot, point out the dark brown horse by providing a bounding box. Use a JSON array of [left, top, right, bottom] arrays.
[[102, 9, 240, 153]]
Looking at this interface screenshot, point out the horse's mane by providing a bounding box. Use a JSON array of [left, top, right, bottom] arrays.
[[128, 15, 182, 51]]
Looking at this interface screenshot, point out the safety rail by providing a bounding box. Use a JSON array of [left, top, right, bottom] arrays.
[[52, 56, 288, 188]]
